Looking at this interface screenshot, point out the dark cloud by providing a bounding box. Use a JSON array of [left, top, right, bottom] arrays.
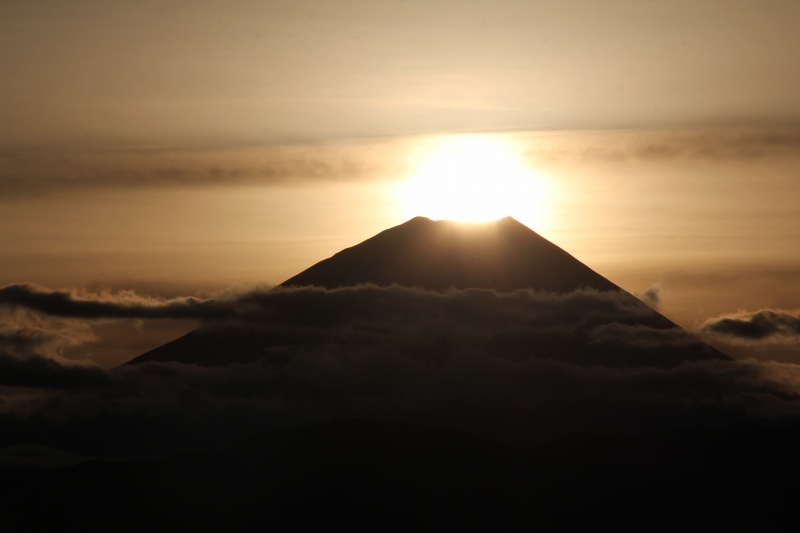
[[0, 331, 42, 355], [0, 284, 231, 320], [0, 351, 111, 390], [1, 283, 798, 464], [0, 283, 722, 369], [627, 129, 800, 161], [5, 127, 800, 200], [703, 309, 800, 340], [0, 282, 655, 325], [0, 142, 407, 200], [526, 127, 800, 164], [2, 350, 800, 461], [588, 323, 698, 349], [0, 309, 95, 359]]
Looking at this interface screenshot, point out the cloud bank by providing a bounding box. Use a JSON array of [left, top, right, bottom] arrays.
[[703, 309, 800, 341], [4, 127, 800, 199], [526, 127, 800, 164], [0, 142, 408, 200], [1, 283, 799, 463], [1, 347, 799, 461], [0, 284, 231, 321], [0, 283, 707, 367]]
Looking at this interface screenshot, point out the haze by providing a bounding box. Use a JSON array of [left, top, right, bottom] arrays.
[[6, 5, 800, 528], [2, 0, 800, 366]]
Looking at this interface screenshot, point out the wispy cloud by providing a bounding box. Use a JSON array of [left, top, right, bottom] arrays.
[[525, 127, 800, 164], [0, 283, 231, 320], [4, 127, 800, 199], [0, 141, 408, 200]]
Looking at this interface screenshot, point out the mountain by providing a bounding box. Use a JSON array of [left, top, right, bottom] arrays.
[[281, 216, 619, 292], [127, 217, 728, 367], [3, 219, 783, 531]]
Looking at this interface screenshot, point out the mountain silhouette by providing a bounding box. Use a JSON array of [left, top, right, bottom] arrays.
[[128, 217, 728, 367], [281, 216, 618, 292], [3, 219, 785, 532]]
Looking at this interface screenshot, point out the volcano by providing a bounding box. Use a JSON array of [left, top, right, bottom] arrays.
[[6, 218, 791, 532], [281, 216, 619, 292], [128, 217, 728, 366]]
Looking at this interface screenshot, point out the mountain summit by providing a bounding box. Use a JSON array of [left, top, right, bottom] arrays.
[[281, 216, 618, 292], [128, 217, 728, 367]]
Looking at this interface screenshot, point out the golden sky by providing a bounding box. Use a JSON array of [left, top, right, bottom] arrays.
[[2, 0, 800, 364], [2, 1, 800, 145]]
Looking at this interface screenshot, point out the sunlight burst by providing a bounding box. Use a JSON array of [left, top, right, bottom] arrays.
[[396, 135, 550, 228]]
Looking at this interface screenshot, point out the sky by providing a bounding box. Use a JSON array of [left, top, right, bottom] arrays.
[[2, 0, 800, 368]]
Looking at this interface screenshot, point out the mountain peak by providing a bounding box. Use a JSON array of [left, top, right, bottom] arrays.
[[281, 217, 618, 293], [129, 217, 730, 367]]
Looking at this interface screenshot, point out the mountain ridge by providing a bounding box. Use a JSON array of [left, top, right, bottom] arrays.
[[127, 216, 729, 367], [280, 216, 620, 293]]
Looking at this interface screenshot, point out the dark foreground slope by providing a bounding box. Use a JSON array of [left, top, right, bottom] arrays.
[[4, 418, 800, 532], [129, 217, 727, 367]]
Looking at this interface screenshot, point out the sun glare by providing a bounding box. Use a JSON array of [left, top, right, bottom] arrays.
[[396, 135, 550, 228]]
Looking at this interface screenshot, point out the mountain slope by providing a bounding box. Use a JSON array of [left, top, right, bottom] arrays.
[[128, 217, 728, 367], [281, 216, 618, 292]]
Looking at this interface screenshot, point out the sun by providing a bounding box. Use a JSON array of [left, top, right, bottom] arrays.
[[396, 135, 550, 228]]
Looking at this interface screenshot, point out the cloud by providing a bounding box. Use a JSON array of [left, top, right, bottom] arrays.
[[588, 323, 698, 349], [0, 283, 726, 369], [0, 351, 111, 390], [626, 128, 800, 161], [0, 282, 781, 464], [0, 141, 408, 200], [1, 349, 799, 461], [0, 309, 96, 359], [5, 282, 799, 465], [0, 283, 696, 352], [0, 282, 657, 324], [524, 127, 800, 164], [640, 283, 661, 309], [5, 127, 800, 200], [703, 309, 800, 341], [0, 284, 231, 321]]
